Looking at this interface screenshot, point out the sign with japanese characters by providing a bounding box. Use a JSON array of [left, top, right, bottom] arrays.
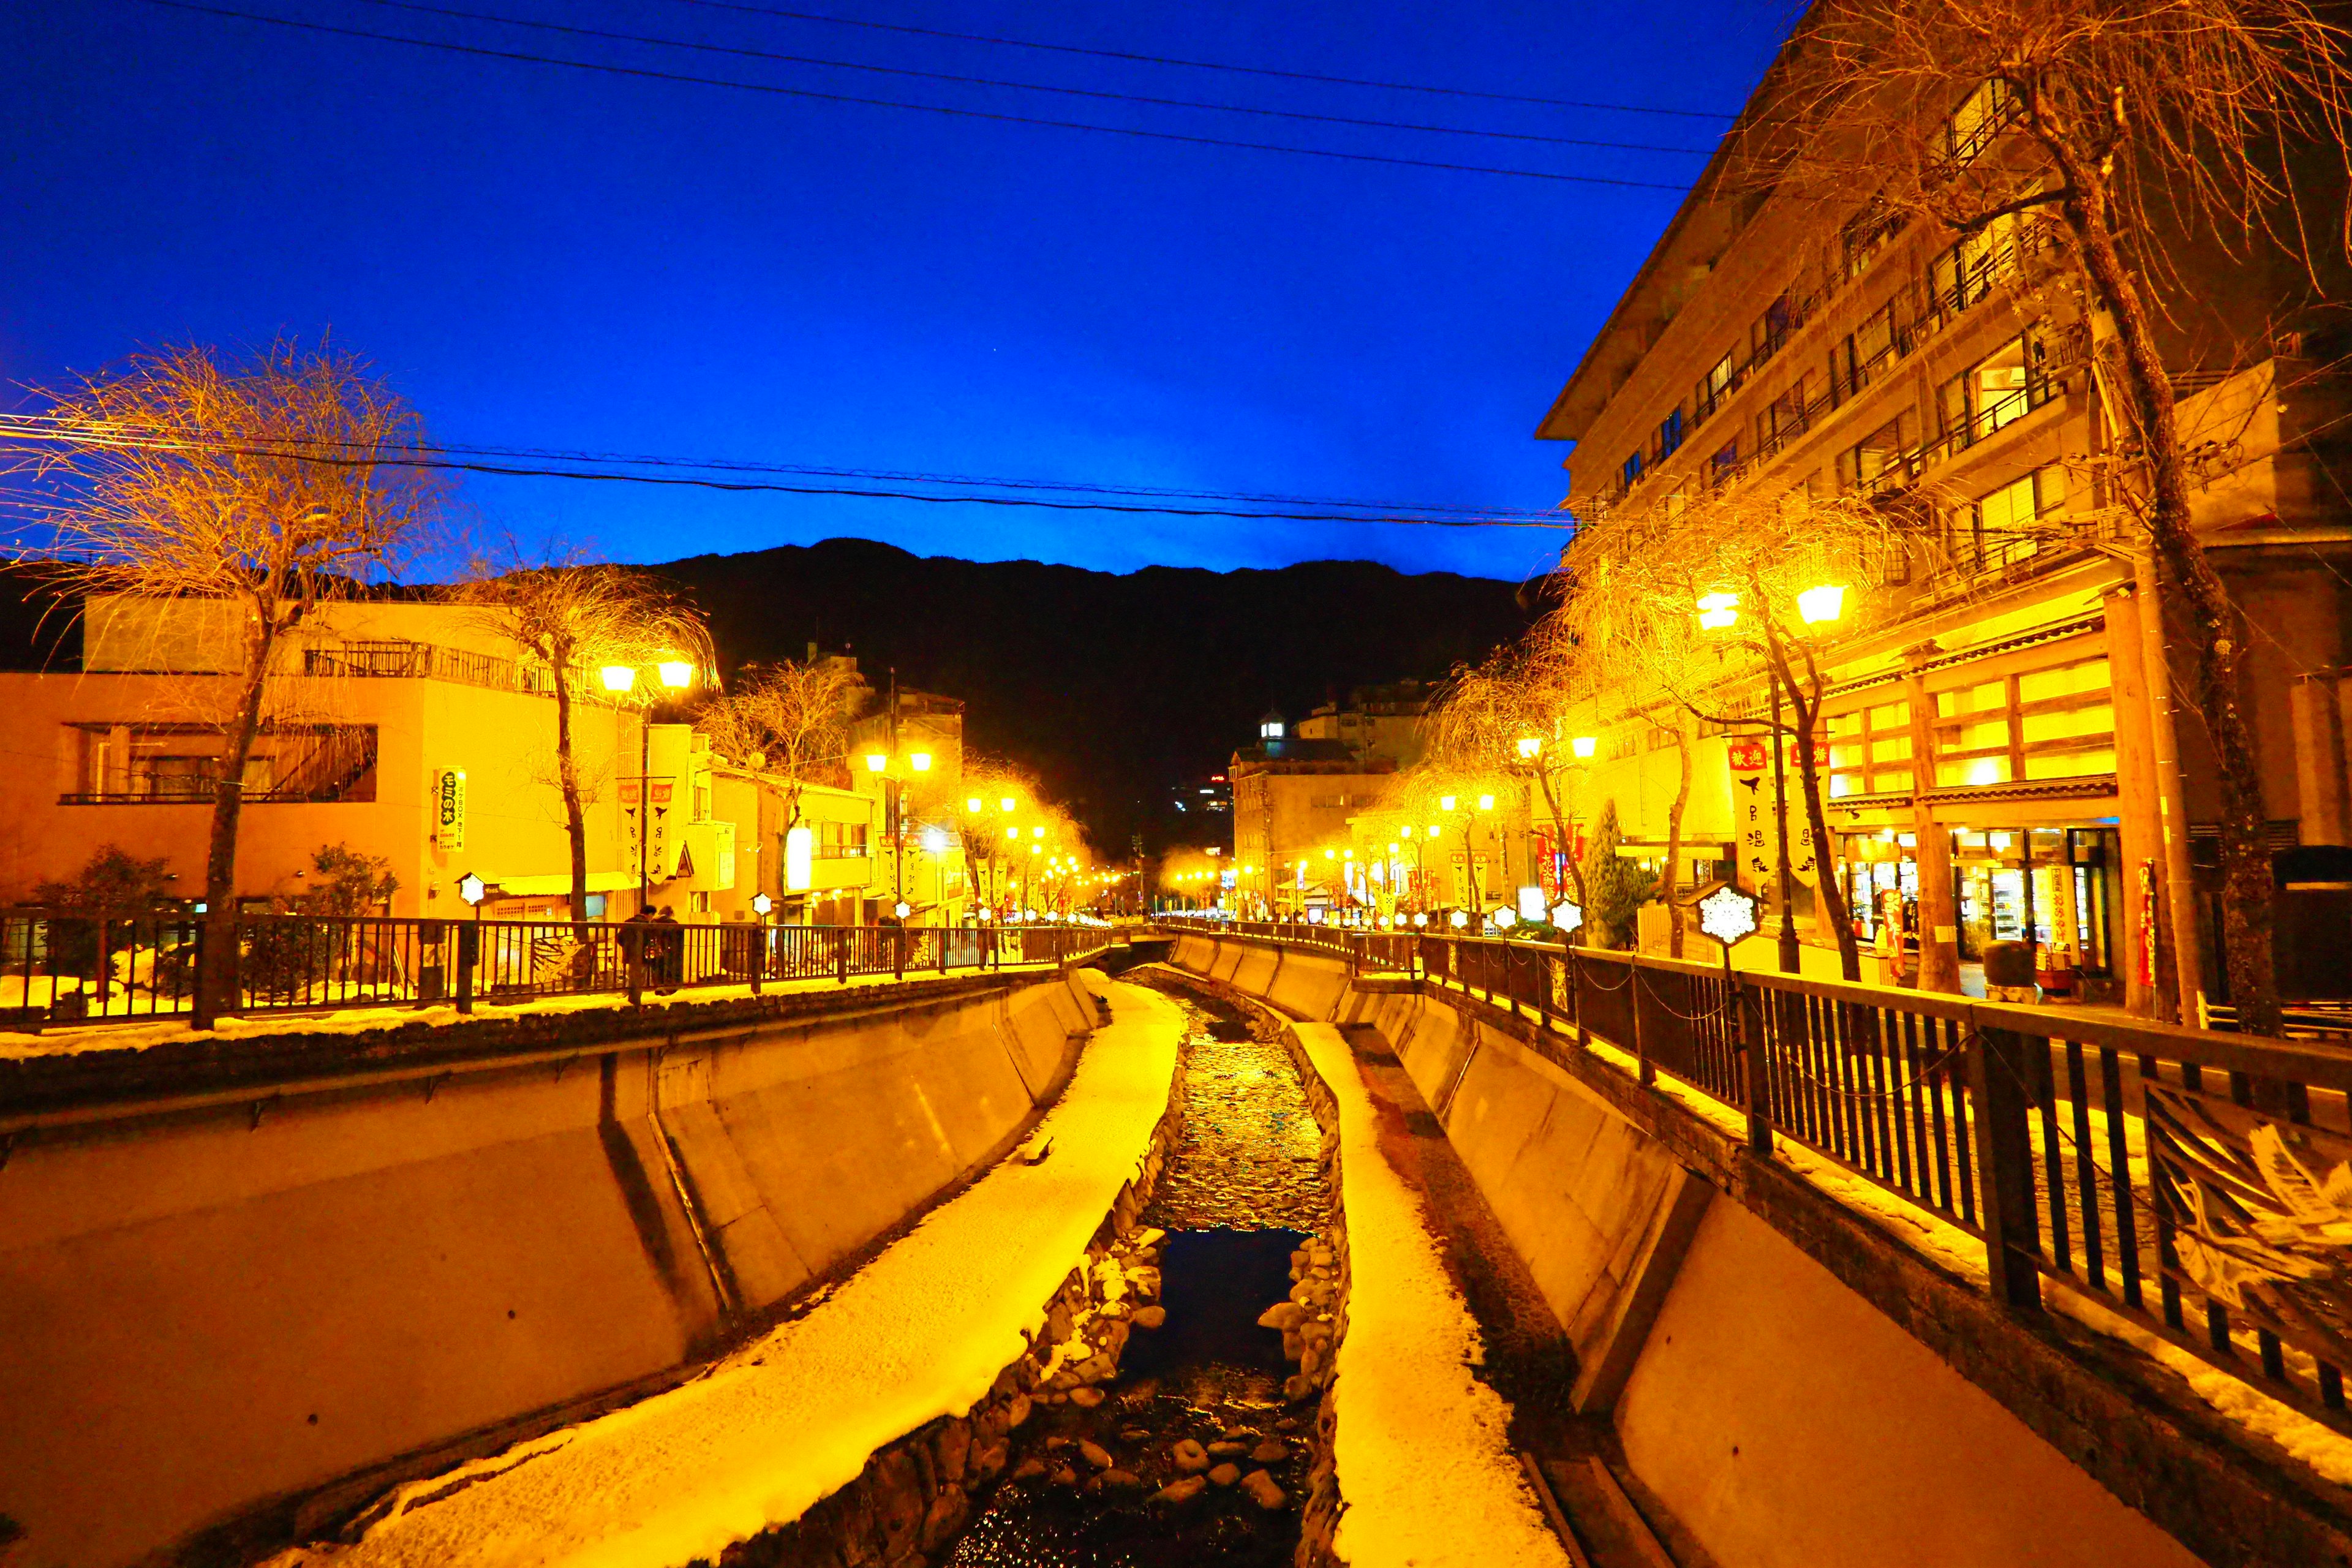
[[433, 767, 467, 853], [1727, 734, 1821, 890]]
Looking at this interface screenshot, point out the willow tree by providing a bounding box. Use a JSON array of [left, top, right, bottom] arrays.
[[1540, 483, 1939, 981], [1424, 651, 1591, 919], [1754, 0, 2352, 1027], [694, 656, 860, 844], [459, 563, 711, 922], [17, 341, 447, 1023]]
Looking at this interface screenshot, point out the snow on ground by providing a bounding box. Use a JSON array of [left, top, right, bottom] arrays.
[[272, 976, 1183, 1568], [1289, 1021, 1572, 1568], [0, 958, 1072, 1060]]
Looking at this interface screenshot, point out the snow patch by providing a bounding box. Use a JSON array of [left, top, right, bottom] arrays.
[[276, 976, 1183, 1568], [1290, 1022, 1572, 1568]]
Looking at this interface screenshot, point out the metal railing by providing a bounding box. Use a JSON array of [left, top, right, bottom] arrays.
[[1155, 915, 2352, 1439], [0, 908, 1111, 1029]]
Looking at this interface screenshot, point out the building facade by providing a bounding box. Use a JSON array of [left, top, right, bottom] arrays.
[[1229, 711, 1395, 916], [1535, 74, 2350, 1010]]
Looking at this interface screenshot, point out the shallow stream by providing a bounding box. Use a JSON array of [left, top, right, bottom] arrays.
[[946, 973, 1329, 1567]]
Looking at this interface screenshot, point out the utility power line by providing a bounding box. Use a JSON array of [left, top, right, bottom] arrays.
[[345, 0, 1719, 156], [0, 416, 1572, 530], [135, 0, 1698, 189], [662, 0, 1738, 121]]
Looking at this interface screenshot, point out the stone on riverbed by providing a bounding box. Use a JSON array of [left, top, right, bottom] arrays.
[[1208, 1463, 1242, 1487], [1153, 1476, 1208, 1506], [1130, 1305, 1166, 1329], [1068, 1386, 1106, 1409], [1171, 1438, 1209, 1473], [1078, 1440, 1114, 1470], [1257, 1302, 1305, 1331], [1251, 1439, 1288, 1463], [1240, 1469, 1288, 1510]]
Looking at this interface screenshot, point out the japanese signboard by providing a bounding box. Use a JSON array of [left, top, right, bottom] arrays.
[[1725, 734, 1824, 890], [433, 767, 467, 853]]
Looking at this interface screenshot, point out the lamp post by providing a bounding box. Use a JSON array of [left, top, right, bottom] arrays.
[[601, 657, 696, 916], [1697, 582, 1852, 978], [861, 744, 933, 921]]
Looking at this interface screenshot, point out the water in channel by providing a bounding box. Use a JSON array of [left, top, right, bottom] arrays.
[[948, 972, 1330, 1567]]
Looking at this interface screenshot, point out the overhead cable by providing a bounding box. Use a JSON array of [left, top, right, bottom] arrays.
[[347, 0, 1720, 155], [134, 0, 1697, 189], [661, 0, 1740, 121]]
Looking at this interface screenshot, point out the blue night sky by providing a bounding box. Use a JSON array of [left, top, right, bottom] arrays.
[[1, 1, 1790, 582]]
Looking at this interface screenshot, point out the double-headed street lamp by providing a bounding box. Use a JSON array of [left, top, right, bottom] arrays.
[[864, 744, 932, 920], [1697, 579, 1850, 975], [601, 657, 696, 914], [1510, 732, 1595, 935]]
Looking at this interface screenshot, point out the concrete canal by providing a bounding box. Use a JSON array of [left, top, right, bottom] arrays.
[[945, 970, 1332, 1567]]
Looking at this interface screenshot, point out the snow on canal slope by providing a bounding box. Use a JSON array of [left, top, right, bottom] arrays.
[[1290, 1022, 1572, 1568], [279, 976, 1184, 1568]]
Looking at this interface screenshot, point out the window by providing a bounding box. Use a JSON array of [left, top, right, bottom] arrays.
[[1825, 699, 1913, 799], [1653, 405, 1686, 462], [1934, 324, 2054, 451], [1695, 350, 1737, 424], [1708, 439, 1741, 488], [1762, 375, 1811, 453], [1962, 464, 2068, 570], [1836, 412, 1917, 493], [1752, 292, 1797, 361], [1841, 200, 1902, 282], [67, 723, 377, 804], [1930, 653, 2113, 787], [1830, 298, 1901, 404], [1621, 450, 1645, 490], [818, 820, 870, 858], [1941, 78, 2016, 170]]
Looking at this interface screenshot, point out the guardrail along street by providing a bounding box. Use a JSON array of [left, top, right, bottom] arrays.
[[1156, 915, 2352, 1444]]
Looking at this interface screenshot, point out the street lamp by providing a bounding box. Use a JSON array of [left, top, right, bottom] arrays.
[[601, 657, 696, 915], [1698, 579, 1850, 975]]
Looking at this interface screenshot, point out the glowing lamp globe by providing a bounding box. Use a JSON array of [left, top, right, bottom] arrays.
[[1491, 905, 1518, 929], [657, 660, 695, 690], [864, 753, 888, 773], [1571, 736, 1598, 760], [1698, 883, 1764, 948], [910, 752, 933, 772], [1449, 909, 1469, 929], [1796, 584, 1849, 625], [1697, 590, 1741, 631], [1412, 911, 1428, 927], [600, 665, 636, 694], [458, 873, 487, 906], [1439, 794, 1457, 812], [1515, 736, 1542, 760], [894, 900, 912, 920], [1551, 900, 1585, 935]]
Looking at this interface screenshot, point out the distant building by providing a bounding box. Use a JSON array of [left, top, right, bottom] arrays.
[[0, 595, 905, 925], [1229, 709, 1395, 916], [1293, 680, 1433, 769], [1168, 772, 1231, 826]]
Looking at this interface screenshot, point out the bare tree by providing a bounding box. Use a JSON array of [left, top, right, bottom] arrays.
[[15, 341, 447, 1022], [458, 560, 712, 921], [693, 655, 860, 843], [1755, 0, 2352, 1029]]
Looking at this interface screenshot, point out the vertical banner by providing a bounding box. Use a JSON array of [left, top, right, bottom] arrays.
[[434, 767, 467, 852], [1726, 735, 1820, 890]]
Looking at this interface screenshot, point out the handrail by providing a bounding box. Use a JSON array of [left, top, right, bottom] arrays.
[[0, 908, 1112, 1032], [1155, 913, 2352, 1440]]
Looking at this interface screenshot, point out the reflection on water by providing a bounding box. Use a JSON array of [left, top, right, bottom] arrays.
[[946, 976, 1325, 1567]]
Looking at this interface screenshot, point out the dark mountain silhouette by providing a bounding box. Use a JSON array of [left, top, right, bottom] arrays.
[[653, 538, 1531, 854]]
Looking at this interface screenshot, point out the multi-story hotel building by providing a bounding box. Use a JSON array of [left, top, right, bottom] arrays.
[[1534, 77, 2348, 1016]]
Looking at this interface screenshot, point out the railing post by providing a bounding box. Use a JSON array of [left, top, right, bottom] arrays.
[[939, 929, 949, 974], [894, 927, 907, 981], [456, 920, 478, 1016], [625, 925, 645, 1006], [1735, 967, 1771, 1155], [838, 929, 851, 986], [748, 922, 762, 996], [1967, 1019, 2045, 1312], [1631, 952, 1653, 1085]]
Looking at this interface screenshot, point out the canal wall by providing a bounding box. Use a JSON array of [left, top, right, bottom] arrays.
[[1167, 933, 2215, 1568], [0, 967, 1103, 1568]]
